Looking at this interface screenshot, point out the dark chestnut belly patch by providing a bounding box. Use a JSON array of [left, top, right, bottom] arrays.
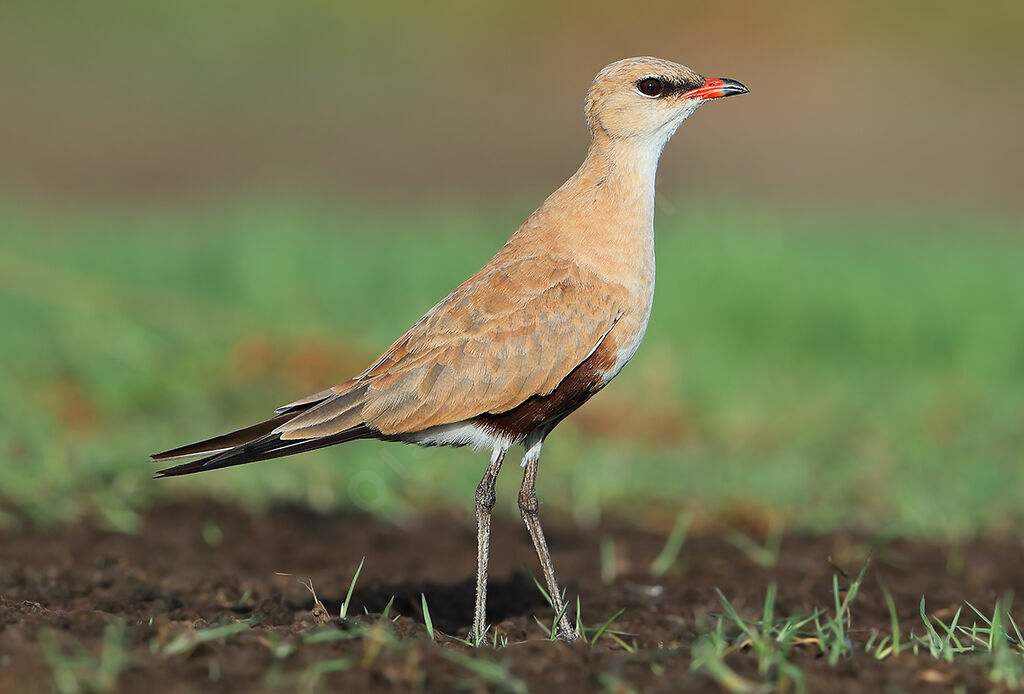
[[474, 339, 617, 440]]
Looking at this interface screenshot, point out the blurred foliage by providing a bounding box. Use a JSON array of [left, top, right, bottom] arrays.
[[1, 1, 1022, 536], [2, 1, 1022, 205], [1, 198, 1022, 536]]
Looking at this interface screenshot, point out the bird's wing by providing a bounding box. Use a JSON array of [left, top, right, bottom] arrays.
[[274, 255, 623, 439]]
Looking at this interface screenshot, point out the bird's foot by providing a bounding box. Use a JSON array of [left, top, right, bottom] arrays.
[[556, 624, 581, 644], [468, 623, 490, 647]]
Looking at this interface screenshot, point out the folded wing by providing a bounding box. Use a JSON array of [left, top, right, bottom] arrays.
[[275, 255, 622, 440]]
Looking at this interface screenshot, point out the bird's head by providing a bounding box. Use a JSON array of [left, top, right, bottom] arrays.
[[585, 57, 747, 146]]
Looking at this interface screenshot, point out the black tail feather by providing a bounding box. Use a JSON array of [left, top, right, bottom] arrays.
[[150, 412, 297, 462], [154, 425, 374, 478]]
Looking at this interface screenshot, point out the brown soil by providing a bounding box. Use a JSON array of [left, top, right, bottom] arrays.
[[2, 501, 1022, 693]]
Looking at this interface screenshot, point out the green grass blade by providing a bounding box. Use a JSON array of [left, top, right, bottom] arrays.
[[590, 608, 626, 646], [163, 617, 260, 657], [529, 571, 553, 608], [649, 511, 691, 577], [339, 557, 365, 620], [420, 593, 435, 642]]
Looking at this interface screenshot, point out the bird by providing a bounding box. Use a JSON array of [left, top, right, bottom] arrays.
[[151, 57, 747, 644]]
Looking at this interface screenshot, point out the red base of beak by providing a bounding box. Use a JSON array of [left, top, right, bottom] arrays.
[[680, 77, 749, 100]]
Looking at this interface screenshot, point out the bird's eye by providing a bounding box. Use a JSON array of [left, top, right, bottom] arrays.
[[636, 78, 664, 97]]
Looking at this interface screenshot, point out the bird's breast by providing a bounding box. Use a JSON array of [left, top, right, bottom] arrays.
[[583, 231, 656, 388], [596, 281, 654, 387]]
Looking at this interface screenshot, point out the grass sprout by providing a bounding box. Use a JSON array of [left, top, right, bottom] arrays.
[[40, 620, 129, 694], [812, 560, 869, 665], [589, 608, 627, 647], [441, 650, 529, 694], [649, 511, 691, 577], [725, 520, 783, 569], [162, 616, 261, 657], [421, 593, 436, 642], [870, 580, 904, 659], [600, 536, 617, 584], [339, 557, 365, 620]]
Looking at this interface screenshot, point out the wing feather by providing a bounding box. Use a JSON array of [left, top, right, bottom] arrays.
[[277, 255, 623, 439]]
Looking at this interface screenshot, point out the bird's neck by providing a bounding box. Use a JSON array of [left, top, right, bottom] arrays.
[[507, 130, 666, 286], [580, 132, 662, 206], [553, 131, 662, 267]]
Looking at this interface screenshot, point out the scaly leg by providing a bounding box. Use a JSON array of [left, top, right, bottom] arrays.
[[471, 445, 506, 645], [518, 434, 578, 642]]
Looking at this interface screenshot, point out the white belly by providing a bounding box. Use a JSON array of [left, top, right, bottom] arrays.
[[403, 420, 520, 450]]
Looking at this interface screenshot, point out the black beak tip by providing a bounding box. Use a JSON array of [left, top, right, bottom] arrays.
[[720, 78, 749, 96]]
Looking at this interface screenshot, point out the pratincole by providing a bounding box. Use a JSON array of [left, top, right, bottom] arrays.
[[152, 57, 747, 643]]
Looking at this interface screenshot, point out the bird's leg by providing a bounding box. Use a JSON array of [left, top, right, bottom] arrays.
[[518, 437, 578, 642], [471, 445, 506, 646]]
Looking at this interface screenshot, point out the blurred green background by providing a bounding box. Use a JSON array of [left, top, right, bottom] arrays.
[[1, 1, 1022, 536]]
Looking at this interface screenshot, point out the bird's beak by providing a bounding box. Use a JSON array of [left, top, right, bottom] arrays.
[[679, 77, 749, 101]]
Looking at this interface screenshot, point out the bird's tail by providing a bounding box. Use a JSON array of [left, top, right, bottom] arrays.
[[150, 388, 373, 477], [151, 424, 373, 477], [150, 412, 296, 463]]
